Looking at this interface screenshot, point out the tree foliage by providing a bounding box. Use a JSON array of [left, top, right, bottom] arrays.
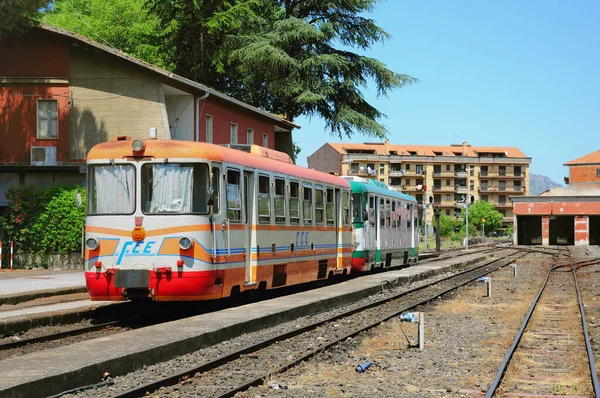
[[460, 200, 504, 236], [0, 0, 50, 37], [147, 0, 417, 138], [1, 185, 85, 256], [42, 0, 173, 69]]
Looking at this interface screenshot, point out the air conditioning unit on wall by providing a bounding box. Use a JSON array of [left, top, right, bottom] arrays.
[[31, 146, 57, 166]]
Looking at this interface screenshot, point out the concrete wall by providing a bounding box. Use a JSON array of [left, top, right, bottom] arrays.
[[68, 46, 169, 159], [307, 144, 342, 174], [165, 94, 194, 141]]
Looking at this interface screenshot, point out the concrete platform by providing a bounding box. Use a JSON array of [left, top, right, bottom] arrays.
[[0, 249, 504, 398], [0, 269, 86, 305]]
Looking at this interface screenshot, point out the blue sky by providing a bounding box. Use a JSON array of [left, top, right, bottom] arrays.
[[293, 1, 599, 184]]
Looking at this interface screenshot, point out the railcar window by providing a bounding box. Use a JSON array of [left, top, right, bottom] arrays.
[[352, 193, 362, 222], [386, 199, 391, 227], [141, 163, 209, 214], [315, 185, 324, 225], [369, 196, 375, 224], [407, 204, 412, 229], [258, 175, 270, 224], [211, 167, 220, 214], [303, 183, 313, 225], [289, 181, 300, 225], [397, 201, 402, 228], [391, 201, 397, 228], [380, 198, 385, 227], [88, 164, 135, 215], [325, 188, 334, 226], [226, 169, 242, 221], [275, 178, 285, 224], [342, 190, 350, 226]]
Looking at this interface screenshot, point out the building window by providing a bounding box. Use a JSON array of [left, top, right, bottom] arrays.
[[446, 164, 451, 171], [445, 194, 450, 202], [446, 179, 451, 186], [445, 209, 450, 216], [205, 114, 213, 143], [596, 168, 600, 177], [37, 99, 58, 139], [263, 133, 268, 147], [416, 164, 424, 174], [230, 123, 238, 144], [246, 128, 254, 145], [405, 164, 411, 171], [379, 164, 385, 175]]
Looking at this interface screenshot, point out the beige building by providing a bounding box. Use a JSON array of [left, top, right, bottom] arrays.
[[307, 141, 531, 229]]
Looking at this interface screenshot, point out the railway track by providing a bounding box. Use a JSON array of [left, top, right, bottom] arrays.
[[485, 248, 600, 397], [106, 249, 525, 398]]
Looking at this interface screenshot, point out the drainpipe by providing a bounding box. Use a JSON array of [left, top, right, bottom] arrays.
[[195, 88, 210, 142]]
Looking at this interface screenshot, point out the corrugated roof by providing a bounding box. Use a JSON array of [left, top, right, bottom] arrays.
[[326, 142, 527, 158], [564, 150, 600, 165], [38, 24, 299, 130]]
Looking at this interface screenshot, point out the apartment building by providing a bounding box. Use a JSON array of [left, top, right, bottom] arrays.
[[307, 141, 531, 228]]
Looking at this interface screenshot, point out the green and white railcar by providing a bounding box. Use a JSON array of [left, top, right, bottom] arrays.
[[344, 177, 419, 272]]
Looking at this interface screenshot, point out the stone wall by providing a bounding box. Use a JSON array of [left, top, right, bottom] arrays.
[[12, 253, 84, 270]]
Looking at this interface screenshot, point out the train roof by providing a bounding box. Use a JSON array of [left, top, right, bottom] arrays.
[[87, 138, 350, 188], [346, 178, 417, 203]]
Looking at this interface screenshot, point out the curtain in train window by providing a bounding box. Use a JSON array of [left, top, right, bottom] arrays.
[[148, 164, 193, 213], [326, 188, 334, 226], [258, 175, 270, 223], [315, 185, 324, 225], [275, 178, 285, 224], [303, 183, 313, 225], [226, 169, 242, 221], [289, 181, 300, 225], [91, 164, 135, 214]]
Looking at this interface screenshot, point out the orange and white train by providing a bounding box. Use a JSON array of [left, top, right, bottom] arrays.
[[84, 135, 353, 301]]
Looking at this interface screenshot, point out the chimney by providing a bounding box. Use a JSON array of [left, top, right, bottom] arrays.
[[462, 141, 468, 156], [384, 139, 389, 155]]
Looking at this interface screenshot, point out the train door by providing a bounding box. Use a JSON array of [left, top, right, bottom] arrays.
[[243, 169, 257, 286], [210, 164, 223, 263], [333, 188, 342, 270], [367, 195, 376, 252]]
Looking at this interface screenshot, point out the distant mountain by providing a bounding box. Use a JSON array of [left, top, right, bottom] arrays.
[[529, 174, 563, 195]]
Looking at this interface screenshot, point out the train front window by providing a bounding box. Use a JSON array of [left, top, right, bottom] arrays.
[[142, 163, 210, 214], [89, 164, 135, 215], [352, 193, 363, 222]]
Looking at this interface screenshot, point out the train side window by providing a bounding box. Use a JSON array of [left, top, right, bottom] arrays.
[[391, 200, 397, 228], [303, 183, 313, 225], [226, 169, 242, 222], [258, 175, 270, 224], [386, 199, 391, 227], [397, 201, 402, 228], [211, 166, 220, 214], [315, 185, 324, 225], [406, 204, 411, 229], [289, 181, 300, 225], [342, 190, 350, 226], [380, 198, 385, 227], [325, 188, 334, 226], [369, 196, 375, 224], [275, 178, 285, 224]]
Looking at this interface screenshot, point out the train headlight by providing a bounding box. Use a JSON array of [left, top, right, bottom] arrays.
[[132, 139, 145, 152], [86, 237, 100, 250], [179, 237, 193, 250]]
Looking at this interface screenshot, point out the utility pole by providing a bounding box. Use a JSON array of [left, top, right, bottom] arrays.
[[434, 206, 441, 253], [465, 195, 474, 250]]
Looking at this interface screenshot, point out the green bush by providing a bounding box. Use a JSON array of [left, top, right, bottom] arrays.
[[1, 185, 85, 254]]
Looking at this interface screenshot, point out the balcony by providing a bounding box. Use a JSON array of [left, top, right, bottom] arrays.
[[433, 185, 455, 192], [388, 169, 405, 177], [348, 168, 378, 177], [455, 185, 468, 193], [495, 202, 512, 209], [433, 171, 455, 177], [454, 171, 468, 177]]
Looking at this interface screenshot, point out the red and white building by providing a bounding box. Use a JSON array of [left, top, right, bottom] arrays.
[[0, 24, 297, 206], [512, 150, 600, 246]]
